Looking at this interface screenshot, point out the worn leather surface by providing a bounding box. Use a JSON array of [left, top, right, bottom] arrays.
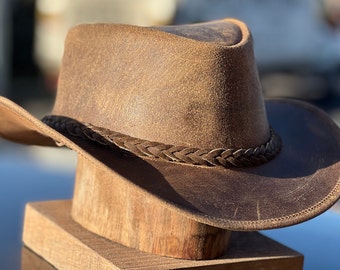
[[53, 19, 269, 150], [0, 19, 339, 229]]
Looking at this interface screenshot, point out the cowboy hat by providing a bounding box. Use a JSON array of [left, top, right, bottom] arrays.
[[0, 18, 339, 231]]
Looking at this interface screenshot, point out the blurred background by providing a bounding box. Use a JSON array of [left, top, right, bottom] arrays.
[[0, 0, 339, 269]]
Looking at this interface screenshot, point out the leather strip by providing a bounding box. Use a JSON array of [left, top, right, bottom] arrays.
[[42, 115, 282, 168]]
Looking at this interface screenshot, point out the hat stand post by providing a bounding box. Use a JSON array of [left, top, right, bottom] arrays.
[[22, 155, 304, 269], [71, 156, 230, 260]]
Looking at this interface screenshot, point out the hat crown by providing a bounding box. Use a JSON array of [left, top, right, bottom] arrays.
[[53, 19, 269, 150]]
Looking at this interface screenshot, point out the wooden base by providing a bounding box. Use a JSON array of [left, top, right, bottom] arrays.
[[22, 200, 304, 270]]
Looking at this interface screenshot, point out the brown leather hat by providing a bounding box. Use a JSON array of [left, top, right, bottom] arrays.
[[0, 18, 339, 231]]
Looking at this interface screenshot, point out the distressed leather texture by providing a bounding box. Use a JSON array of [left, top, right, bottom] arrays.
[[0, 18, 339, 230], [53, 20, 269, 150]]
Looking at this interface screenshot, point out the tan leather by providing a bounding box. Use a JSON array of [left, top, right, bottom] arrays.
[[0, 18, 339, 231], [53, 19, 269, 150]]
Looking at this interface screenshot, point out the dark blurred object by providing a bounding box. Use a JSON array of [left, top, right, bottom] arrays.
[[11, 1, 37, 77], [9, 0, 50, 104], [0, 0, 11, 96]]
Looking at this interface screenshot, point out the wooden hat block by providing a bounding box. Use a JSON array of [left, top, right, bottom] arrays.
[[22, 155, 304, 269]]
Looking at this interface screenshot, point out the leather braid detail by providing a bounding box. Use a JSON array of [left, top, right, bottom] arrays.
[[42, 115, 282, 168]]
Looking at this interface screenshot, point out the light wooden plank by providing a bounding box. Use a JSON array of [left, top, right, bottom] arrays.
[[22, 200, 303, 270]]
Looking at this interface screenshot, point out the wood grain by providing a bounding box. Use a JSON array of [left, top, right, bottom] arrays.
[[71, 156, 230, 259], [22, 200, 303, 270]]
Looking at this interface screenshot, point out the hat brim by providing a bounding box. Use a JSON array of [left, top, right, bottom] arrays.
[[0, 96, 339, 230]]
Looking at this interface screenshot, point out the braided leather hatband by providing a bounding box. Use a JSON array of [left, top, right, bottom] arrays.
[[42, 115, 282, 168]]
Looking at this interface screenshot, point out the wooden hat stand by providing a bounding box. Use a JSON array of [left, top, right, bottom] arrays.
[[22, 155, 304, 269]]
